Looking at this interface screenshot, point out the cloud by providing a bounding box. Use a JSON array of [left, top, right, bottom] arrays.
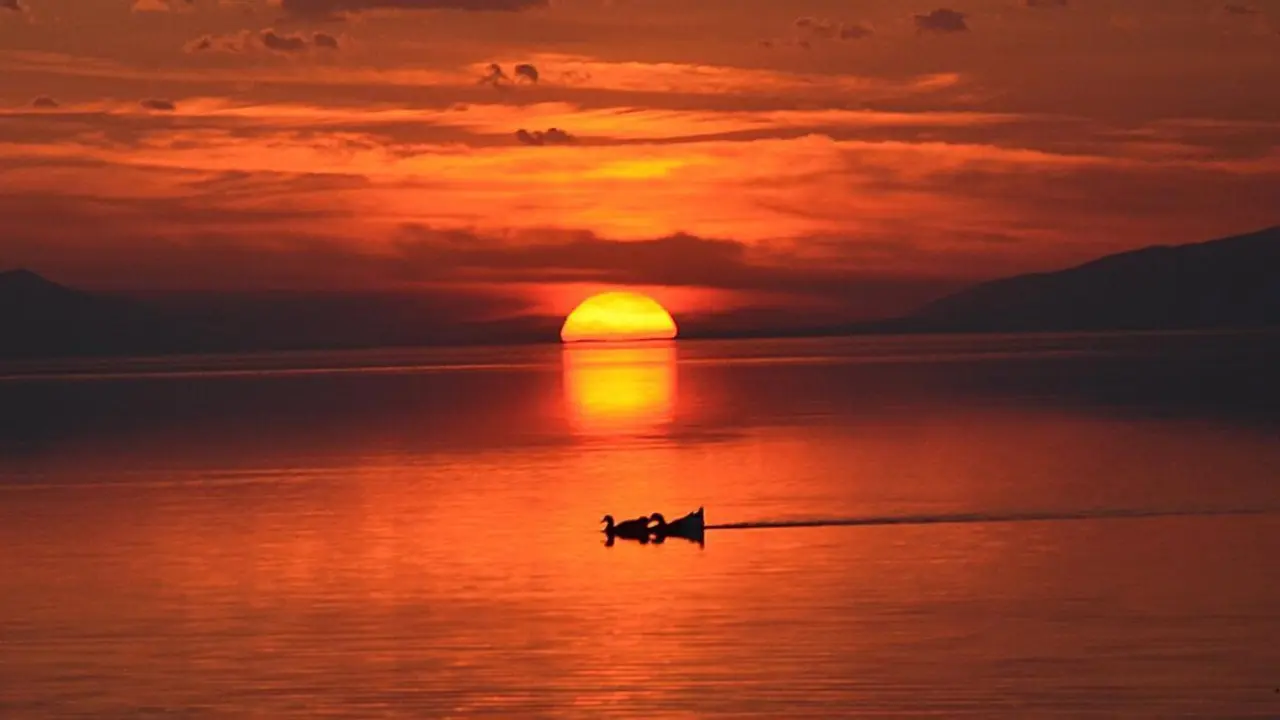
[[478, 62, 538, 88], [792, 16, 874, 43], [1023, 0, 1067, 7], [262, 30, 310, 53], [794, 16, 840, 39], [379, 228, 953, 308], [0, 190, 954, 320], [914, 8, 969, 33], [186, 36, 221, 52], [2, 119, 1277, 315], [186, 29, 342, 54], [140, 99, 177, 111], [478, 62, 509, 87], [132, 0, 194, 12], [513, 63, 539, 83], [0, 97, 1031, 153], [31, 96, 58, 108], [1222, 3, 1260, 15], [515, 127, 574, 145], [1, 48, 963, 104], [279, 0, 547, 18], [840, 23, 875, 40]]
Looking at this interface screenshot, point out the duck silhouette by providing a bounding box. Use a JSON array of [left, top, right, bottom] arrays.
[[602, 514, 652, 542], [649, 507, 705, 543]]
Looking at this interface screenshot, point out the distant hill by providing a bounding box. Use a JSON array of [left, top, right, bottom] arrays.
[[0, 273, 558, 359], [0, 270, 184, 359], [897, 226, 1280, 333]]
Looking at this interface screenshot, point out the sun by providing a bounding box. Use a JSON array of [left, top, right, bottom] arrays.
[[560, 291, 679, 343]]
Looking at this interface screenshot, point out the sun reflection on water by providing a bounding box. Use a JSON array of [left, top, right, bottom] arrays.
[[561, 342, 677, 435]]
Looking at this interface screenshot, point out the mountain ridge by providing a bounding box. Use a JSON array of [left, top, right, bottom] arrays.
[[900, 225, 1280, 333]]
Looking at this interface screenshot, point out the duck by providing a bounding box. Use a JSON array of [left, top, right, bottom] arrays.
[[649, 507, 705, 541], [601, 514, 652, 541]]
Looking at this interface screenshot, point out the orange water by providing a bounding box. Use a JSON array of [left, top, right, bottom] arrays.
[[2, 334, 1278, 718]]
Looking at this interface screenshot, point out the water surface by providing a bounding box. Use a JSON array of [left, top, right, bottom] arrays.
[[2, 333, 1278, 718]]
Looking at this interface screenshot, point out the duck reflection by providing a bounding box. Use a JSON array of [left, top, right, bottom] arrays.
[[562, 342, 677, 435]]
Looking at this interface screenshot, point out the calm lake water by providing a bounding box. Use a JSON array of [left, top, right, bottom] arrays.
[[2, 333, 1279, 718]]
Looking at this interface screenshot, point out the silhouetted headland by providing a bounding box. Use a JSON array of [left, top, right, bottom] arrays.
[[888, 225, 1280, 333], [0, 269, 180, 359]]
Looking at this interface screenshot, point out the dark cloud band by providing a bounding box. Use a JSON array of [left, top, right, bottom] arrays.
[[914, 8, 969, 33]]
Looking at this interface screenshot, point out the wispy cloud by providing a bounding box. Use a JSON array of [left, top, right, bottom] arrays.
[[0, 98, 1034, 144], [4, 119, 1275, 259], [515, 127, 573, 145], [185, 29, 343, 54], [132, 0, 194, 12], [914, 9, 969, 33], [278, 0, 547, 19], [140, 98, 177, 111], [793, 16, 875, 42], [1222, 3, 1260, 16], [1, 50, 963, 106], [2, 0, 1277, 309]]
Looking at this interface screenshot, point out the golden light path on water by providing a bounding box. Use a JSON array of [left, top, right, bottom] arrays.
[[561, 342, 676, 436]]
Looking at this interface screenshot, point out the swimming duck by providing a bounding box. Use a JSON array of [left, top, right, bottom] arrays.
[[649, 507, 705, 540], [601, 514, 652, 541]]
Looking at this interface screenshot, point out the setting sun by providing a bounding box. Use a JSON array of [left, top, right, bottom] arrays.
[[560, 291, 679, 343]]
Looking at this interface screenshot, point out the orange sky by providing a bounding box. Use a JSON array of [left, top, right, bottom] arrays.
[[1, 0, 1278, 323]]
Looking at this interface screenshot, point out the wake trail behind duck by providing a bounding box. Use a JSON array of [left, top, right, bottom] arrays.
[[704, 506, 1276, 531]]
